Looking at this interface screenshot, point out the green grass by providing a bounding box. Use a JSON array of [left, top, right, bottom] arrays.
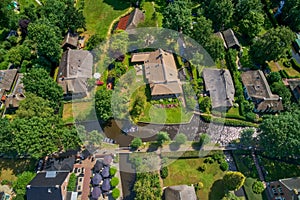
[[259, 156, 300, 182], [243, 178, 265, 200], [139, 103, 193, 124], [63, 101, 95, 123], [163, 158, 226, 200], [83, 0, 131, 37], [268, 61, 300, 78]]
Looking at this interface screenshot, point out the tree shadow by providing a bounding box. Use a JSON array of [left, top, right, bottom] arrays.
[[169, 142, 180, 151], [192, 142, 201, 151], [103, 0, 131, 10], [146, 143, 159, 152], [209, 179, 226, 200]]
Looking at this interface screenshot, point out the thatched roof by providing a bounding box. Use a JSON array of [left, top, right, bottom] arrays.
[[164, 185, 197, 200]]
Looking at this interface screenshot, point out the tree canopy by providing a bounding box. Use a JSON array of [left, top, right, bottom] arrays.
[[258, 110, 300, 159], [280, 0, 300, 32], [95, 89, 113, 122], [223, 171, 246, 191]]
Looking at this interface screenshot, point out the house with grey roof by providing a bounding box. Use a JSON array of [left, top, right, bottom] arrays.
[[62, 32, 78, 51], [131, 49, 183, 99], [164, 185, 197, 200], [215, 28, 241, 51], [241, 70, 283, 113], [57, 49, 93, 99], [26, 171, 70, 200], [202, 68, 235, 110], [268, 177, 300, 200], [0, 69, 18, 99], [116, 8, 144, 31]]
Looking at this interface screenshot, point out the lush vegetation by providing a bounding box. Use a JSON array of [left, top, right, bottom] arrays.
[[112, 188, 120, 200], [130, 138, 143, 150], [67, 173, 77, 191], [134, 172, 162, 200], [110, 177, 119, 187], [109, 166, 117, 177], [223, 171, 246, 191], [12, 171, 35, 197]]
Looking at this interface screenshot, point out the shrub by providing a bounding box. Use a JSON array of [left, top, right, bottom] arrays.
[[223, 171, 246, 191], [67, 173, 77, 191], [112, 188, 120, 199], [110, 177, 119, 187], [157, 132, 170, 146], [174, 133, 187, 145], [194, 182, 204, 191], [160, 166, 168, 179], [130, 137, 142, 149], [220, 161, 229, 171], [109, 167, 117, 176], [198, 164, 207, 172], [204, 157, 214, 164], [212, 153, 225, 163], [252, 180, 265, 194], [1, 180, 9, 185]]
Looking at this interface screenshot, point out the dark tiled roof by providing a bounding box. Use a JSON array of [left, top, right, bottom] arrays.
[[222, 29, 240, 49], [0, 69, 17, 92], [202, 68, 235, 109], [44, 157, 75, 172], [62, 32, 78, 49], [280, 177, 300, 192], [164, 185, 197, 200], [29, 171, 69, 186]]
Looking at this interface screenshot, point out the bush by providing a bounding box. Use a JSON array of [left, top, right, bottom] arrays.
[[252, 180, 265, 194], [130, 137, 142, 149], [212, 153, 225, 163], [194, 182, 204, 191], [204, 157, 214, 164], [220, 161, 229, 171], [112, 188, 120, 199], [67, 173, 77, 191], [198, 164, 207, 172], [1, 180, 9, 185], [160, 166, 168, 179], [157, 132, 171, 146], [110, 177, 119, 187], [109, 167, 117, 176], [174, 133, 187, 145]]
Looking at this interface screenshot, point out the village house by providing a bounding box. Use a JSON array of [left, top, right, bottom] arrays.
[[57, 49, 93, 99], [202, 68, 235, 110], [241, 70, 283, 113], [26, 171, 70, 200], [215, 28, 241, 51], [115, 8, 144, 31], [268, 177, 300, 200], [164, 185, 197, 200], [131, 49, 183, 99], [62, 32, 79, 51], [282, 78, 300, 101]]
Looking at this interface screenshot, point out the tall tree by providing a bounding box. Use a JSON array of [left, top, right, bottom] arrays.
[[250, 27, 296, 64], [235, 0, 264, 21], [270, 82, 292, 109], [239, 11, 265, 38], [258, 110, 300, 159], [162, 0, 192, 34], [0, 118, 12, 154], [280, 0, 300, 32], [205, 0, 234, 30], [95, 89, 113, 122], [27, 19, 62, 64], [204, 35, 226, 61], [0, 0, 18, 29], [191, 16, 213, 46]]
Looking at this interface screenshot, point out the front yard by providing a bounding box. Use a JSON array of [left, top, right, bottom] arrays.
[[163, 157, 226, 200]]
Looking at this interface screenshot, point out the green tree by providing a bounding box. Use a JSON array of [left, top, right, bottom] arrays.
[[27, 19, 62, 64], [252, 180, 265, 194], [199, 133, 210, 146], [112, 188, 120, 200], [95, 89, 113, 122], [130, 138, 143, 149], [160, 166, 168, 179], [110, 177, 119, 187], [109, 167, 117, 176], [162, 0, 192, 34], [199, 96, 212, 113], [258, 110, 300, 158], [239, 11, 265, 38], [250, 27, 296, 64], [270, 82, 292, 109], [22, 68, 63, 108], [223, 171, 246, 191], [280, 0, 300, 32], [191, 16, 213, 46], [206, 0, 234, 30], [7, 45, 31, 67], [0, 0, 18, 29], [67, 173, 76, 191], [240, 128, 255, 147], [267, 72, 281, 84], [204, 35, 226, 61], [134, 172, 162, 200], [13, 172, 35, 196], [156, 132, 171, 146], [235, 0, 263, 21], [174, 133, 187, 145], [86, 34, 104, 50], [0, 118, 12, 154]]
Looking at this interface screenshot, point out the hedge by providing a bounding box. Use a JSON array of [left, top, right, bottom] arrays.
[[200, 114, 258, 127], [291, 59, 300, 72]]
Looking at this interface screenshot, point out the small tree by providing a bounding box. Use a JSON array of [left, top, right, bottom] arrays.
[[267, 72, 281, 84], [220, 161, 229, 171], [110, 177, 119, 187], [112, 188, 120, 199], [67, 173, 77, 191], [130, 137, 142, 149], [252, 181, 264, 194], [223, 171, 246, 191], [174, 133, 187, 145], [160, 166, 168, 179], [157, 132, 170, 146], [199, 134, 210, 146], [109, 167, 117, 176]]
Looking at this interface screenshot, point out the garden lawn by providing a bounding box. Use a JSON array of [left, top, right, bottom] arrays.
[[232, 151, 259, 179], [163, 158, 226, 200], [63, 101, 95, 123], [139, 103, 193, 124], [83, 0, 131, 38], [138, 2, 163, 28], [268, 61, 300, 78], [243, 178, 266, 200]]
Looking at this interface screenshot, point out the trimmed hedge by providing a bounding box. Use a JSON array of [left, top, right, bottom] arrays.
[[200, 114, 258, 127], [110, 177, 119, 187]]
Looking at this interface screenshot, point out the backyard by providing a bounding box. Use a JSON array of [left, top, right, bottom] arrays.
[[268, 60, 300, 78], [62, 101, 95, 123], [163, 157, 226, 200], [82, 0, 131, 38]]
